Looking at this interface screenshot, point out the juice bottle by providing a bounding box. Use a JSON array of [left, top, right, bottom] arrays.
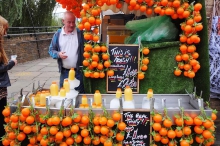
[[35, 91, 41, 106], [81, 95, 88, 105], [63, 79, 70, 93], [68, 68, 75, 80], [116, 88, 122, 98], [147, 89, 153, 99], [94, 90, 102, 105], [50, 82, 59, 96], [123, 86, 135, 109], [60, 88, 66, 97], [45, 90, 50, 96], [110, 88, 121, 109], [124, 86, 133, 101], [40, 91, 46, 106]]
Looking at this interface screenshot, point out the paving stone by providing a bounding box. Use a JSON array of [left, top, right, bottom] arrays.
[[49, 62, 58, 66], [26, 66, 46, 71], [9, 66, 30, 72], [40, 66, 59, 72], [37, 63, 51, 66]]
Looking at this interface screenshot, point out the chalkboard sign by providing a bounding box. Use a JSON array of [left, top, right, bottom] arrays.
[[123, 110, 151, 146], [107, 44, 139, 93]]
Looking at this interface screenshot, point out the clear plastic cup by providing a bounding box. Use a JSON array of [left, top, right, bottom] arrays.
[[11, 55, 17, 60]]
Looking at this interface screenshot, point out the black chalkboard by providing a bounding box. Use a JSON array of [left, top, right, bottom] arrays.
[[107, 44, 139, 93], [123, 110, 151, 146]]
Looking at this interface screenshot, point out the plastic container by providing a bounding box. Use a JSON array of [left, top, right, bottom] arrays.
[[124, 86, 133, 101], [68, 68, 75, 81], [45, 90, 50, 96], [142, 98, 150, 109], [81, 95, 88, 105], [123, 100, 135, 109], [142, 89, 154, 109], [94, 90, 102, 105], [40, 91, 46, 106], [30, 95, 35, 105], [110, 88, 121, 109], [35, 91, 41, 106], [63, 79, 70, 93], [116, 88, 122, 98], [123, 86, 135, 109], [147, 88, 153, 98], [60, 88, 66, 97], [50, 82, 59, 96], [142, 98, 160, 109]]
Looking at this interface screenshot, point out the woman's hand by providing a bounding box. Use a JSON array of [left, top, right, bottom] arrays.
[[12, 59, 17, 65]]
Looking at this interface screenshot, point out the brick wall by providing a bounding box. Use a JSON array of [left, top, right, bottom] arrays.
[[205, 0, 214, 18], [3, 33, 54, 63]]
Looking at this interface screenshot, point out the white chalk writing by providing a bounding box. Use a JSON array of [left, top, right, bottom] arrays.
[[123, 112, 150, 146]]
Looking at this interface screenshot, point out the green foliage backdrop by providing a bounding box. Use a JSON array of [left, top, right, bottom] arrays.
[[0, 0, 56, 27]]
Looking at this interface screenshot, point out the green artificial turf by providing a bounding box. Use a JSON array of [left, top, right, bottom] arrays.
[[84, 41, 194, 94], [190, 0, 210, 101], [139, 41, 194, 94]]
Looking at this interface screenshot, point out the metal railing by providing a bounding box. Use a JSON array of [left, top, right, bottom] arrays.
[[7, 26, 61, 35]]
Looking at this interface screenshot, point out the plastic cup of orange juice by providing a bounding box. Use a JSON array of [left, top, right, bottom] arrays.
[[11, 55, 17, 60]]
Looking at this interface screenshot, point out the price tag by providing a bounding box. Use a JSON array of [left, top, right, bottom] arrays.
[[123, 110, 150, 146]]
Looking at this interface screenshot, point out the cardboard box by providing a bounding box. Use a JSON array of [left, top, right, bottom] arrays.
[[101, 16, 125, 43], [109, 35, 129, 44], [107, 25, 131, 44]]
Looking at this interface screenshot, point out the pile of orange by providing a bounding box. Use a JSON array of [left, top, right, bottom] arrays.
[[82, 43, 114, 78], [55, 0, 83, 18], [1, 106, 126, 146], [151, 109, 217, 146]]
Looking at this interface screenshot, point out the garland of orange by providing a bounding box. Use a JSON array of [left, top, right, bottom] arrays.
[[56, 0, 203, 80]]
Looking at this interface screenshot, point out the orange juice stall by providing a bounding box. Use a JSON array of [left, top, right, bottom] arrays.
[[4, 0, 217, 146]]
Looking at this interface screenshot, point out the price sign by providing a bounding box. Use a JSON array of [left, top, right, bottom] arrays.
[[123, 110, 151, 146], [107, 44, 139, 93]]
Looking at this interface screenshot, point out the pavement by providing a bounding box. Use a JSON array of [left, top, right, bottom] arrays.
[[7, 57, 59, 103], [6, 57, 220, 145]]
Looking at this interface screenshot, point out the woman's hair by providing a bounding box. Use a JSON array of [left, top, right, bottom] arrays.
[[0, 15, 9, 65], [0, 38, 9, 65]]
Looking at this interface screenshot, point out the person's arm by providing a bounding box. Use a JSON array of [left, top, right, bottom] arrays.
[[0, 61, 15, 73], [48, 32, 60, 59]]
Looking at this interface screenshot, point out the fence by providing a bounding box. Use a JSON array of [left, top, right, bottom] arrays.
[[7, 26, 61, 35]]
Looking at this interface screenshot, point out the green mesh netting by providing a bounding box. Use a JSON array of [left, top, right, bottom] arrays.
[[125, 16, 178, 44]]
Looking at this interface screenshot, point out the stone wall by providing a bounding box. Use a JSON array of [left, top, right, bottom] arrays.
[[3, 33, 54, 63]]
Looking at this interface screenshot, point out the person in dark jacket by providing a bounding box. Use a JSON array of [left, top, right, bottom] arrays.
[[0, 15, 17, 139], [48, 11, 84, 93]]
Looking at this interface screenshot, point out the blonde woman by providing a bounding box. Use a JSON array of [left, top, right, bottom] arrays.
[[0, 15, 17, 138]]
